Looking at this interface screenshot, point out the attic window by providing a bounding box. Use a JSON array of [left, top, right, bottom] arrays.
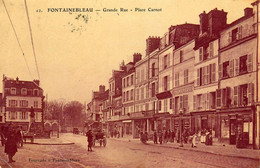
[[11, 88, 16, 95]]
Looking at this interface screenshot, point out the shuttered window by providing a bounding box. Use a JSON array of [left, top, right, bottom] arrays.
[[247, 53, 253, 72], [229, 59, 234, 77], [206, 93, 210, 110], [234, 86, 238, 106], [235, 58, 239, 76], [248, 83, 254, 104], [172, 98, 175, 113], [197, 69, 200, 86], [209, 42, 214, 57], [218, 64, 222, 79], [199, 47, 203, 61], [216, 89, 222, 108], [193, 95, 196, 111]]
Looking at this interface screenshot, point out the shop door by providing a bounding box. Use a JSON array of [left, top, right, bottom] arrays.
[[229, 119, 237, 145]]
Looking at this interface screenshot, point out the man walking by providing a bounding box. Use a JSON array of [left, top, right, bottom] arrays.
[[86, 130, 93, 151]]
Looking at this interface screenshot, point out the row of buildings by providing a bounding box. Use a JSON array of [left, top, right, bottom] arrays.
[[0, 75, 45, 132], [87, 1, 260, 149]]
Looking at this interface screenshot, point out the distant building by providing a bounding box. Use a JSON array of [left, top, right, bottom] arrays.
[[2, 75, 44, 131]]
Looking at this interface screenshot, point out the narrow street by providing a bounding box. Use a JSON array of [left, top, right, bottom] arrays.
[[0, 133, 259, 168]]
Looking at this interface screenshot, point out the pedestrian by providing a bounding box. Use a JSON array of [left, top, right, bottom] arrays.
[[168, 130, 172, 142], [153, 130, 158, 144], [158, 131, 163, 144], [16, 127, 23, 148], [191, 133, 197, 148], [171, 130, 175, 143], [86, 130, 93, 151], [4, 125, 18, 163], [164, 130, 168, 143]]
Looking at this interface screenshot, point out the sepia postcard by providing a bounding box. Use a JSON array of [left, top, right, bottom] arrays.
[[0, 0, 260, 167]]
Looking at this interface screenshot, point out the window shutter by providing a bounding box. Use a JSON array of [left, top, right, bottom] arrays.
[[238, 26, 243, 39], [180, 96, 183, 109], [207, 65, 210, 84], [235, 58, 239, 75], [218, 64, 222, 79], [206, 93, 210, 109], [167, 54, 170, 67], [209, 42, 214, 57], [237, 85, 241, 106], [193, 95, 196, 111], [227, 87, 231, 107], [202, 67, 205, 85], [212, 63, 216, 82], [197, 69, 200, 86], [229, 59, 234, 77], [199, 47, 203, 61], [228, 32, 232, 44], [167, 76, 170, 91], [222, 88, 227, 107], [234, 86, 238, 106], [247, 53, 253, 72], [202, 94, 205, 109], [248, 83, 254, 104], [216, 89, 222, 108], [172, 98, 175, 112]]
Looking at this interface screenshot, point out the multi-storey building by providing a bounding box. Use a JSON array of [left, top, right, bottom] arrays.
[[218, 7, 257, 146], [2, 75, 44, 131], [172, 39, 197, 133], [133, 37, 160, 138], [107, 65, 126, 137], [193, 9, 227, 138], [121, 54, 141, 137], [156, 24, 199, 132]]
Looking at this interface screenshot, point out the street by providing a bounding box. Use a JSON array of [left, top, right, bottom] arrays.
[[0, 133, 259, 168]]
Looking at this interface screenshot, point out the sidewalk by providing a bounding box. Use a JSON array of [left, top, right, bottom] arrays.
[[109, 136, 260, 161], [25, 135, 74, 145]]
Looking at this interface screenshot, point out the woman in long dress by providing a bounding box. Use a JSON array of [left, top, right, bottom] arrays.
[[4, 126, 18, 163]]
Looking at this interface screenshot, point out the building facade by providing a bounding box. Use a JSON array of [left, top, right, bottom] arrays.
[[2, 75, 44, 131]]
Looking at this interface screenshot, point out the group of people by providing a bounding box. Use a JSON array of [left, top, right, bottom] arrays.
[[0, 124, 24, 163], [151, 128, 213, 148]]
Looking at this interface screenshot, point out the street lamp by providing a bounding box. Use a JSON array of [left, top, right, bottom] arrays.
[[179, 111, 183, 147]]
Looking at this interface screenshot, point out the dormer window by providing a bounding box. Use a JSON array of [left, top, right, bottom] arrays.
[[21, 88, 27, 95], [11, 88, 16, 95], [33, 89, 39, 96]]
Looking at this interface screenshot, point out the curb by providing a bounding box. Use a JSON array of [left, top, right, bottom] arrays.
[[109, 138, 260, 161], [25, 142, 75, 145]]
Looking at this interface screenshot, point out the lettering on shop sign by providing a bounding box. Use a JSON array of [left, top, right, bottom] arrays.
[[173, 86, 193, 95]]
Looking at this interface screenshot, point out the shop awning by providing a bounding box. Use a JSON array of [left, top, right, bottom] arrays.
[[156, 91, 172, 100]]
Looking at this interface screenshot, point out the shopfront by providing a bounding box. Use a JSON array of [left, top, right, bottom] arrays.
[[219, 108, 253, 145]]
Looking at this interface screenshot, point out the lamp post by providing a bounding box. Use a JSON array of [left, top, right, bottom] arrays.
[[179, 112, 183, 147]]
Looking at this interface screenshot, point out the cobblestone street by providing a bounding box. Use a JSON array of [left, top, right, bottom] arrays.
[[1, 133, 259, 168]]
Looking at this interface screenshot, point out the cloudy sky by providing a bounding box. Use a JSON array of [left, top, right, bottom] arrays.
[[0, 0, 254, 103]]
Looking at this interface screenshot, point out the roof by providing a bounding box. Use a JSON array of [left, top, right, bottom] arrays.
[[3, 79, 42, 90]]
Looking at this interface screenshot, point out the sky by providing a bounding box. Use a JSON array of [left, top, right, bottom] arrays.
[[0, 0, 255, 103]]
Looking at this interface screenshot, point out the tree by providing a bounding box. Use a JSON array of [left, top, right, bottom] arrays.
[[63, 101, 84, 127]]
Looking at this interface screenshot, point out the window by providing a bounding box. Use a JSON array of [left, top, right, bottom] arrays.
[[239, 55, 247, 74], [126, 91, 129, 101], [131, 75, 134, 85], [20, 100, 28, 107], [21, 88, 27, 95], [197, 94, 202, 109], [158, 101, 162, 111], [170, 98, 173, 109], [223, 61, 229, 78], [152, 63, 156, 77], [184, 69, 188, 84], [11, 88, 16, 95], [136, 88, 139, 101], [10, 111, 16, 120], [164, 55, 168, 69], [210, 63, 216, 82], [232, 28, 238, 42], [141, 87, 144, 100], [127, 77, 129, 86], [209, 42, 214, 57], [183, 95, 188, 112], [141, 69, 144, 82], [175, 72, 179, 87], [130, 89, 133, 100], [199, 47, 203, 61], [9, 100, 17, 107], [164, 76, 168, 91], [123, 79, 125, 88], [33, 89, 39, 96], [21, 112, 26, 120], [180, 50, 183, 63], [151, 83, 155, 97], [164, 99, 167, 112]]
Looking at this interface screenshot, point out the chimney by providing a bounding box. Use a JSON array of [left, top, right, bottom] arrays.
[[146, 36, 160, 56], [33, 80, 40, 86], [199, 11, 208, 34], [244, 8, 253, 17], [208, 9, 227, 35], [16, 77, 19, 81], [133, 53, 142, 64], [99, 85, 105, 93]]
